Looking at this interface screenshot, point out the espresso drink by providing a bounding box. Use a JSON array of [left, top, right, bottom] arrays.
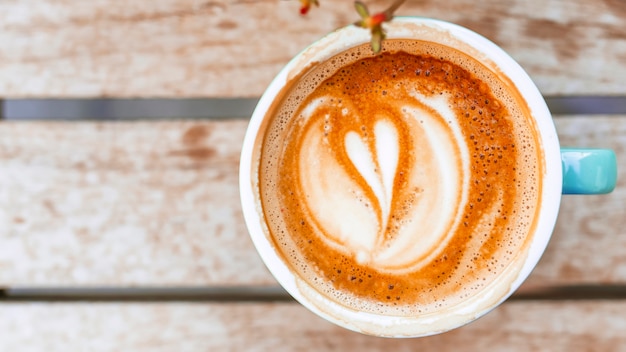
[[255, 39, 543, 316]]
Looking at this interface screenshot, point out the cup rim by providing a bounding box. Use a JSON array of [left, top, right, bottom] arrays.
[[239, 17, 562, 337]]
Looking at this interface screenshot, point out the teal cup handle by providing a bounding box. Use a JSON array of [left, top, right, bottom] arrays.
[[562, 148, 617, 194]]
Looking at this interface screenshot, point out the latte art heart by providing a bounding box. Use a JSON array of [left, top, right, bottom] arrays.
[[299, 96, 468, 271], [344, 119, 398, 247]]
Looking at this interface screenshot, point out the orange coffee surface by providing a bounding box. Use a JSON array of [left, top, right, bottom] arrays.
[[257, 40, 542, 316]]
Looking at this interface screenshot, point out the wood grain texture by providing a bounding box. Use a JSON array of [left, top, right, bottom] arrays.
[[0, 116, 623, 287], [524, 116, 626, 288], [0, 120, 265, 285], [1, 301, 626, 351], [0, 0, 625, 97]]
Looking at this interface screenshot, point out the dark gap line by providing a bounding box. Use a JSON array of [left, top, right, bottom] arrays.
[[2, 285, 626, 302], [2, 98, 258, 120], [511, 284, 626, 301], [0, 286, 292, 303], [2, 96, 626, 120], [546, 96, 626, 115]]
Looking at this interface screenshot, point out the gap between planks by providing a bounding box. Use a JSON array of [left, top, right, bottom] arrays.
[[2, 284, 626, 302], [2, 96, 626, 120]]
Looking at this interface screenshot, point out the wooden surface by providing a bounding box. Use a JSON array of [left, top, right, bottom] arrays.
[[0, 120, 254, 286], [2, 301, 626, 351], [1, 0, 625, 350], [0, 0, 625, 97], [0, 117, 624, 288], [1, 116, 625, 349]]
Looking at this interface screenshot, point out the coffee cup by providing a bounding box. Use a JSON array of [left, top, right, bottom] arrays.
[[239, 17, 617, 337]]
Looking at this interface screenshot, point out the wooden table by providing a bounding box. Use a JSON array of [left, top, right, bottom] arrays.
[[1, 0, 625, 350]]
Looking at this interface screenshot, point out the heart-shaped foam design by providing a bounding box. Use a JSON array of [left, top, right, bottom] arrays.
[[344, 119, 398, 252], [298, 93, 469, 272]]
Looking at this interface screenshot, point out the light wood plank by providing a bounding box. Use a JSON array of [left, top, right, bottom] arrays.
[[1, 301, 625, 351], [524, 116, 626, 288], [0, 0, 625, 97], [0, 116, 624, 287], [0, 120, 266, 285]]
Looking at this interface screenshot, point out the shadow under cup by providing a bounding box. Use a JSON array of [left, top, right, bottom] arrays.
[[239, 18, 617, 337]]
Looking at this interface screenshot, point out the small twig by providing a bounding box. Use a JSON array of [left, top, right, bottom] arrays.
[[298, 0, 407, 54], [353, 0, 407, 53]]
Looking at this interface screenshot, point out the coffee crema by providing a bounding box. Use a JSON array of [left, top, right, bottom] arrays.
[[255, 39, 543, 316]]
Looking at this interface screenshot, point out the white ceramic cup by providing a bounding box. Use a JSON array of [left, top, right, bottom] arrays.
[[240, 17, 563, 337]]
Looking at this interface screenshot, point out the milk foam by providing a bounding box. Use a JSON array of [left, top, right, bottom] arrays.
[[257, 40, 542, 317], [297, 92, 470, 271], [345, 119, 397, 246]]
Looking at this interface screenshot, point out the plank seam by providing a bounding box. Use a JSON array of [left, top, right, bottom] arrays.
[[2, 285, 626, 302], [3, 97, 626, 120]]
